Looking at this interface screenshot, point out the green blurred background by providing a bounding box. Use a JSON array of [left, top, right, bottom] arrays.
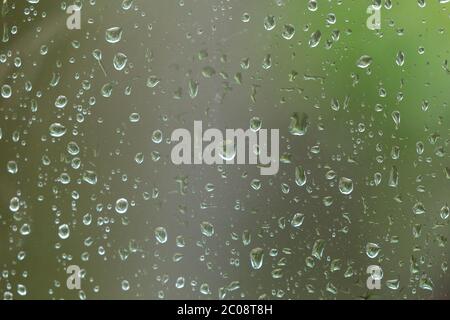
[[0, 0, 449, 299]]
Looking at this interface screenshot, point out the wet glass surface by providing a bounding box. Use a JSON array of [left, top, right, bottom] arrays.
[[0, 0, 449, 299]]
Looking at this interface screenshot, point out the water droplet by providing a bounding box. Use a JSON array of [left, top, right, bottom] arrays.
[[326, 13, 336, 24], [219, 140, 236, 161], [366, 242, 381, 258], [152, 130, 163, 144], [396, 51, 405, 66], [146, 76, 160, 88], [17, 284, 27, 296], [295, 165, 307, 187], [200, 283, 210, 295], [188, 79, 199, 98], [113, 52, 128, 70], [416, 141, 424, 155], [241, 12, 250, 22], [9, 197, 20, 212], [289, 113, 309, 136], [419, 276, 434, 291], [264, 15, 276, 31], [1, 84, 11, 98], [291, 213, 305, 228], [67, 141, 80, 155], [250, 117, 262, 132], [115, 198, 129, 214], [83, 170, 98, 185], [356, 55, 373, 68], [339, 177, 354, 195], [312, 239, 325, 260], [49, 123, 66, 137], [122, 0, 134, 10], [281, 24, 295, 40], [135, 152, 144, 164], [7, 160, 17, 174], [250, 247, 264, 270], [121, 280, 130, 291], [58, 224, 70, 240], [440, 204, 449, 220], [55, 95, 68, 109], [388, 166, 399, 187], [175, 277, 185, 289], [262, 54, 272, 69], [105, 27, 123, 43], [308, 0, 318, 11], [386, 279, 400, 290], [129, 112, 140, 123], [331, 98, 340, 111], [202, 66, 216, 78], [20, 224, 31, 236], [392, 111, 400, 129], [412, 202, 426, 215], [101, 82, 113, 98], [200, 221, 214, 237], [251, 179, 261, 190], [308, 30, 321, 48], [155, 226, 168, 244]]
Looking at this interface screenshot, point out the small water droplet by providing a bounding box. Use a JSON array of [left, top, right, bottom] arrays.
[[105, 27, 123, 43], [55, 95, 68, 109], [295, 165, 307, 187], [339, 177, 354, 195], [1, 84, 12, 98], [366, 242, 381, 258], [49, 123, 66, 137], [281, 24, 295, 40], [250, 247, 264, 270], [58, 224, 70, 240], [264, 15, 276, 31], [356, 55, 373, 68], [155, 226, 168, 244], [115, 198, 129, 214], [308, 30, 321, 48], [113, 52, 128, 71], [200, 221, 214, 237]]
